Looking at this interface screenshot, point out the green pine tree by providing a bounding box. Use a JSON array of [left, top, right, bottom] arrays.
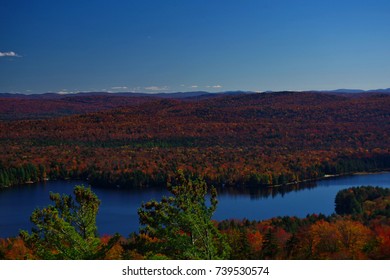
[[138, 170, 230, 259], [20, 185, 120, 259]]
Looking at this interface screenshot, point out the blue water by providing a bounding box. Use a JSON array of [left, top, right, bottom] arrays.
[[0, 173, 389, 237]]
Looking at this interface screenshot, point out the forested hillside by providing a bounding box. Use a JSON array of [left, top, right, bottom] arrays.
[[0, 95, 157, 120], [1, 91, 389, 188]]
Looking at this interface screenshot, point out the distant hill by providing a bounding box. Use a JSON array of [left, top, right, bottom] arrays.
[[321, 88, 390, 96], [1, 89, 389, 120], [0, 90, 254, 100], [327, 89, 366, 94], [0, 95, 159, 120], [366, 88, 390, 93], [0, 91, 253, 119], [2, 88, 390, 100]]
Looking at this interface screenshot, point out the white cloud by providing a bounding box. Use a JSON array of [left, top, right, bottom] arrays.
[[0, 51, 21, 57], [57, 89, 77, 94], [111, 86, 128, 90], [206, 85, 223, 89], [144, 86, 169, 91], [191, 85, 199, 88], [131, 86, 142, 92]]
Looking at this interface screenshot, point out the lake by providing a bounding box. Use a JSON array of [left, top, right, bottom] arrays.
[[0, 172, 389, 238]]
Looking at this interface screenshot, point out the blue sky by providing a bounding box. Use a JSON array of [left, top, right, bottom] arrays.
[[1, 0, 390, 94]]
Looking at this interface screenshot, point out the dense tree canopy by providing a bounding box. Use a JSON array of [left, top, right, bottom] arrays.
[[1, 92, 390, 189]]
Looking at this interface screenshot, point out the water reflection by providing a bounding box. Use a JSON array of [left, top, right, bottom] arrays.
[[216, 182, 318, 199]]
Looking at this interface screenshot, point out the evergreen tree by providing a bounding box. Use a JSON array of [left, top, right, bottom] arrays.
[[262, 229, 279, 259], [20, 185, 120, 259], [138, 170, 230, 259]]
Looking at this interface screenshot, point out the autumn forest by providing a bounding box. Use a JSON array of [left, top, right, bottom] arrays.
[[0, 91, 389, 259]]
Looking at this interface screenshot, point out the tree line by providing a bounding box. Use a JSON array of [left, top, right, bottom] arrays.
[[1, 154, 389, 189]]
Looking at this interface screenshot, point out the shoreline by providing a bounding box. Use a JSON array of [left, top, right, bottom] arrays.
[[2, 169, 390, 191], [270, 169, 390, 188]]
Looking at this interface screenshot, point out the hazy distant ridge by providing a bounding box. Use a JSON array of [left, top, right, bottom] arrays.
[[1, 88, 390, 99]]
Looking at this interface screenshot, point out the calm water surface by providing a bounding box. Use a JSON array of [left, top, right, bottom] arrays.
[[0, 173, 389, 237]]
